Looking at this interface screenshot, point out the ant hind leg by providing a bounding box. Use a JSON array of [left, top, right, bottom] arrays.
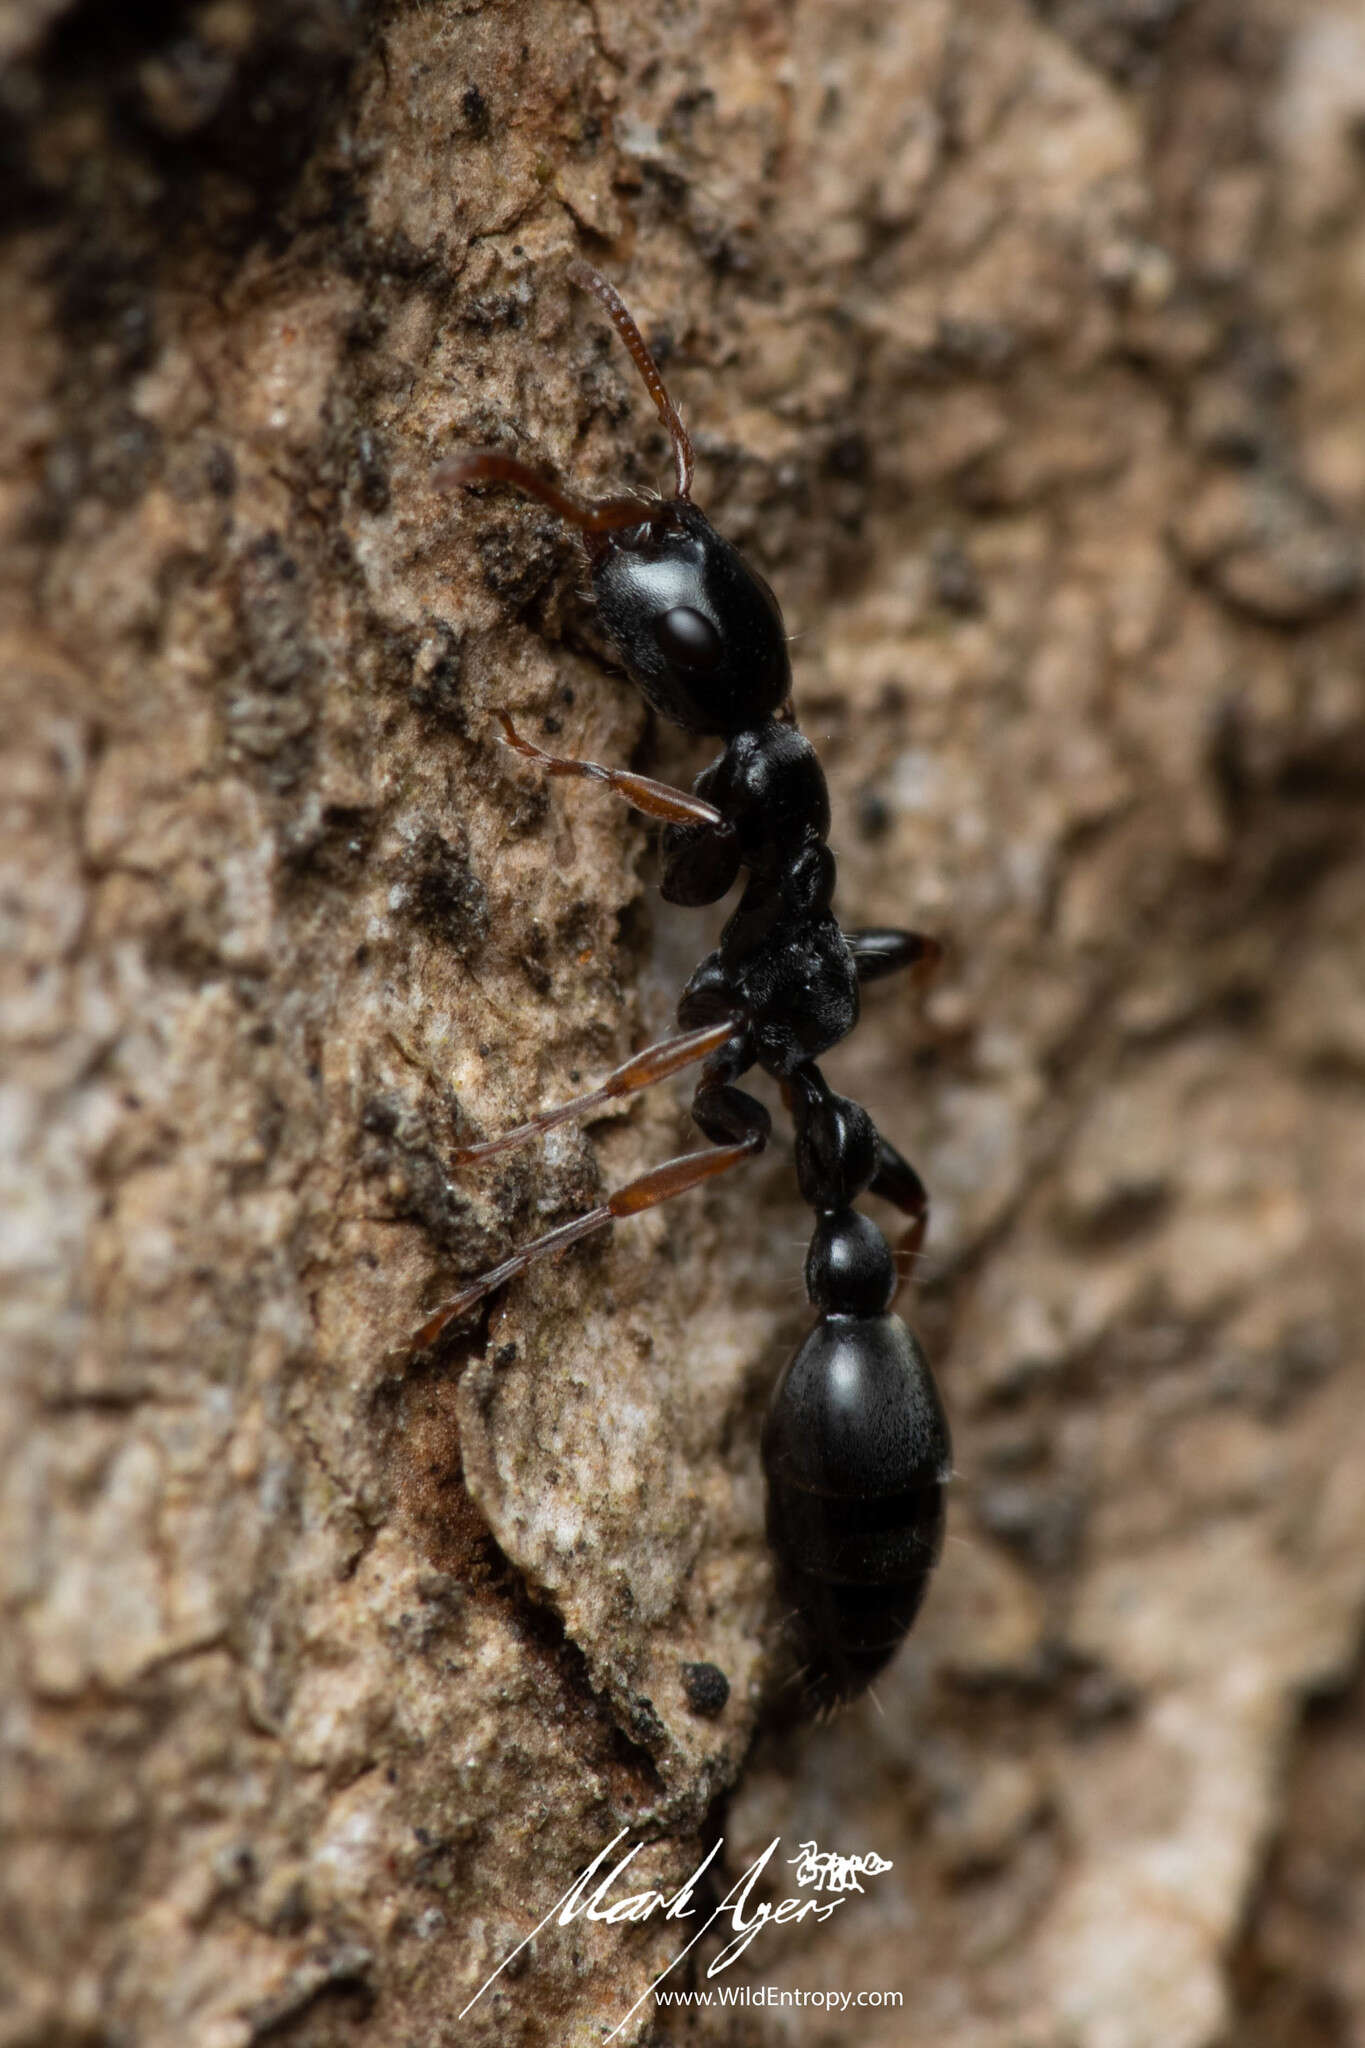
[[415, 1127, 765, 1349], [846, 929, 942, 986], [690, 1079, 773, 1152], [870, 1133, 930, 1301]]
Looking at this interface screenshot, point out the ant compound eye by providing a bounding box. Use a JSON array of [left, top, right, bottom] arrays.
[[655, 605, 723, 673]]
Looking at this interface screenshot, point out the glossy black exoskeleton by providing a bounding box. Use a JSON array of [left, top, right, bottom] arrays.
[[591, 499, 792, 736], [424, 264, 951, 1711]]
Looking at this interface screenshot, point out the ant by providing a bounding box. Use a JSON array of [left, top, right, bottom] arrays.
[[423, 263, 952, 1711]]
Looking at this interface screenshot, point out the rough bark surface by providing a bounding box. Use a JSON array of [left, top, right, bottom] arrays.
[[4, 2, 1365, 2044]]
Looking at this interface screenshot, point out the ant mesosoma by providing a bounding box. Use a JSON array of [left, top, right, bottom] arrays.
[[423, 264, 952, 1710]]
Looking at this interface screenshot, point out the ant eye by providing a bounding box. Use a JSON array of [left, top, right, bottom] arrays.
[[655, 605, 723, 673]]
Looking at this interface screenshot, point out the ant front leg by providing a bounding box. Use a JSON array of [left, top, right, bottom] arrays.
[[494, 712, 722, 828], [870, 1133, 930, 1301]]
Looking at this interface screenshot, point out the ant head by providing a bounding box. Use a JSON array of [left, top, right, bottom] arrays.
[[568, 266, 790, 733], [436, 266, 792, 736], [589, 500, 791, 736]]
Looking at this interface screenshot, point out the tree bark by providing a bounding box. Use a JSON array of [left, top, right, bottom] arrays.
[[4, 1, 1365, 2043]]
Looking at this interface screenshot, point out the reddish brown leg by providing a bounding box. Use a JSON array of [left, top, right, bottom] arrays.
[[433, 450, 653, 537], [455, 1018, 737, 1162], [494, 712, 721, 828], [413, 1133, 762, 1348]]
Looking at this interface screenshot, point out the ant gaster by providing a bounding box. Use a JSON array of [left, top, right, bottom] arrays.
[[425, 264, 952, 1710]]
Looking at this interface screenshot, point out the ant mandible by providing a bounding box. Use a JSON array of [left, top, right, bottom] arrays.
[[423, 263, 952, 1711]]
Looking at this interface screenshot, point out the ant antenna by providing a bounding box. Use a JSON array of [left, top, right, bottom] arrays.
[[569, 261, 695, 501]]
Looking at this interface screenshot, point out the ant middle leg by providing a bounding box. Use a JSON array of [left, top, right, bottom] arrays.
[[846, 929, 943, 985], [494, 712, 722, 827], [455, 1017, 737, 1162]]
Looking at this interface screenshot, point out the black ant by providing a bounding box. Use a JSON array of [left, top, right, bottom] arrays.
[[423, 264, 951, 1711]]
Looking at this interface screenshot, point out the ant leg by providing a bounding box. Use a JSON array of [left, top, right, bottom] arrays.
[[434, 450, 654, 538], [870, 1134, 930, 1300], [414, 1131, 764, 1348], [456, 1018, 738, 1162], [494, 711, 722, 828], [846, 929, 943, 986], [683, 1013, 772, 1153], [691, 1079, 773, 1151]]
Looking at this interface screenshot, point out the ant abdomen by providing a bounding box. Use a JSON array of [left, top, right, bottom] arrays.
[[762, 1312, 952, 1707]]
